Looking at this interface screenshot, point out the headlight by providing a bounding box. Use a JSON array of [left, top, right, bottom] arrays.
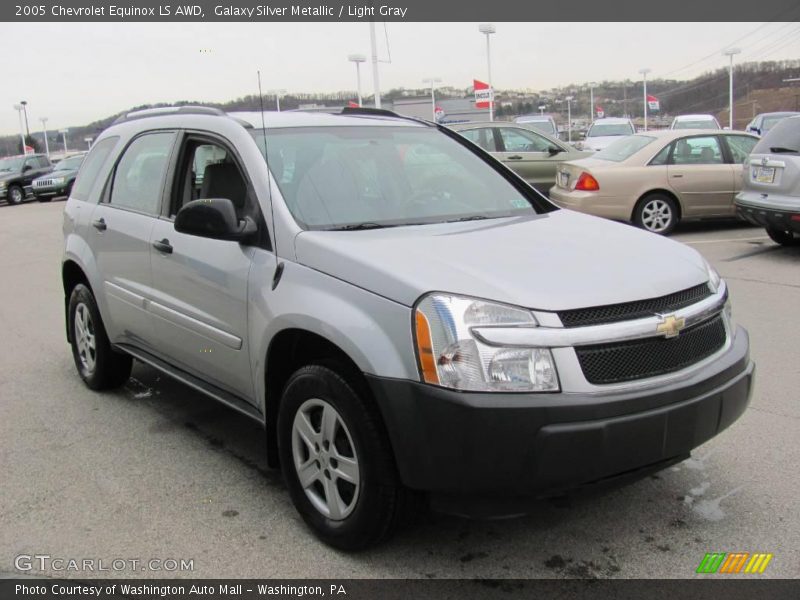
[[705, 261, 722, 293], [414, 293, 559, 392], [0, 181, 6, 189], [51, 177, 65, 185]]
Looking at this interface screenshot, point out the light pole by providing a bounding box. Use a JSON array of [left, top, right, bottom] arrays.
[[348, 54, 366, 107], [20, 100, 30, 138], [369, 22, 381, 108], [478, 23, 496, 121], [588, 82, 597, 123], [84, 137, 93, 149], [268, 89, 286, 112], [639, 68, 651, 131], [538, 104, 546, 115], [564, 95, 574, 143], [422, 77, 442, 121], [723, 48, 741, 129], [40, 117, 50, 157], [59, 129, 69, 155], [12, 104, 26, 153]]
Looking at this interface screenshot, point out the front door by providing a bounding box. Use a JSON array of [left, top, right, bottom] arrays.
[[147, 135, 256, 400], [495, 126, 563, 194]]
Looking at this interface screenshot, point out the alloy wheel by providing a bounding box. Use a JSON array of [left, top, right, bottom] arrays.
[[74, 303, 97, 374], [641, 199, 673, 233]]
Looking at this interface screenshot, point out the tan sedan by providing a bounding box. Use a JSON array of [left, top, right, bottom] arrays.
[[549, 129, 758, 234]]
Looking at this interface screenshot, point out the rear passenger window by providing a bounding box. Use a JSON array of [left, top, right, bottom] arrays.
[[650, 144, 671, 166], [109, 133, 175, 214], [460, 128, 497, 152], [671, 136, 723, 165], [71, 137, 119, 201], [726, 135, 757, 163]]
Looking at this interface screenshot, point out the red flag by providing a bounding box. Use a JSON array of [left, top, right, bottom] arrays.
[[473, 79, 493, 109], [348, 100, 359, 108], [23, 145, 34, 155], [647, 95, 660, 111], [595, 106, 604, 119]]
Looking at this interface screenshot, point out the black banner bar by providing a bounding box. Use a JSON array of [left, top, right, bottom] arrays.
[[3, 0, 800, 22]]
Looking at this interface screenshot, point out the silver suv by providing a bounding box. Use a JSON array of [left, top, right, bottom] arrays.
[[62, 106, 754, 550], [736, 115, 800, 246]]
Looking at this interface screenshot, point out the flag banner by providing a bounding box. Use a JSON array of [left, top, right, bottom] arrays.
[[348, 100, 359, 107], [474, 79, 493, 108], [596, 106, 605, 118], [647, 94, 660, 111]]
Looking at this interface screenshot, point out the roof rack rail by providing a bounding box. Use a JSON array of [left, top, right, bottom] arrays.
[[112, 105, 225, 125], [339, 106, 434, 127]]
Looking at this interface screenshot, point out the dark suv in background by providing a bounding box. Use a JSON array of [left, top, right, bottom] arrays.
[[33, 153, 85, 201], [0, 154, 53, 205]]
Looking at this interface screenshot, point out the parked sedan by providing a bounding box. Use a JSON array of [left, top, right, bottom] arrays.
[[32, 153, 85, 201], [745, 111, 800, 137], [550, 129, 758, 234], [575, 117, 635, 152], [449, 122, 590, 194], [670, 114, 722, 130]]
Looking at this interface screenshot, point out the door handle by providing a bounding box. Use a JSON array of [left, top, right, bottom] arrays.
[[92, 218, 107, 231], [507, 155, 523, 160], [671, 174, 684, 178], [152, 239, 173, 254]]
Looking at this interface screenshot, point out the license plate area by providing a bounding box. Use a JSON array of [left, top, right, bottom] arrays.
[[753, 166, 775, 184], [559, 171, 570, 188]]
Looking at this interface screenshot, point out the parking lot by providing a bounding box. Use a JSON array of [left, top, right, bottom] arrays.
[[0, 199, 798, 579]]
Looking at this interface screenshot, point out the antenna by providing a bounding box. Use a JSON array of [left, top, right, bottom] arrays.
[[258, 70, 282, 285]]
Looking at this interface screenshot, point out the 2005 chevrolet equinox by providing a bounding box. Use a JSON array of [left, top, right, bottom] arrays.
[[62, 106, 754, 550]]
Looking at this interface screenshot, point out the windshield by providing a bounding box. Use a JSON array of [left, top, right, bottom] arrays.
[[521, 120, 555, 135], [753, 116, 800, 156], [0, 157, 24, 172], [593, 135, 656, 162], [54, 156, 84, 171], [673, 119, 718, 130], [762, 114, 797, 132], [250, 126, 546, 230], [587, 123, 633, 137]]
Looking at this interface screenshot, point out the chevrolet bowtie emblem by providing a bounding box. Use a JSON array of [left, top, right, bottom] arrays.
[[656, 314, 686, 338]]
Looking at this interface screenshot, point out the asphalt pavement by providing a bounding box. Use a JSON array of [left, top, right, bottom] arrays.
[[1, 200, 798, 579]]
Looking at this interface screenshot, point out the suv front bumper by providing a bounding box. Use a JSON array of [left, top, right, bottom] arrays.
[[367, 326, 753, 507]]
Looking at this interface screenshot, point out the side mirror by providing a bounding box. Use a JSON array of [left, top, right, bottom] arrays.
[[22, 164, 32, 172], [174, 198, 257, 242], [548, 145, 563, 156]]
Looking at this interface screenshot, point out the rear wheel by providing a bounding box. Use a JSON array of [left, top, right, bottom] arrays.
[[766, 227, 800, 246], [633, 194, 678, 235], [278, 364, 411, 550], [6, 185, 24, 205], [68, 283, 132, 390]]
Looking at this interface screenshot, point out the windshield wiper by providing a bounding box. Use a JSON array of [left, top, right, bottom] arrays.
[[328, 222, 390, 231], [446, 215, 491, 223], [769, 146, 798, 154]]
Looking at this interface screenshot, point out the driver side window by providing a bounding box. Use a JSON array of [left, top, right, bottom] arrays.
[[499, 128, 551, 153]]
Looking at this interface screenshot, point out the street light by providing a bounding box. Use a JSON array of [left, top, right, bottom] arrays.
[[84, 137, 93, 149], [422, 77, 442, 121], [639, 68, 651, 131], [538, 104, 546, 115], [588, 82, 597, 123], [267, 89, 287, 112], [12, 104, 26, 154], [348, 54, 366, 107], [59, 129, 69, 155], [369, 22, 381, 108], [723, 48, 741, 129], [478, 23, 496, 121], [20, 100, 30, 137], [564, 95, 574, 143], [40, 117, 50, 158]]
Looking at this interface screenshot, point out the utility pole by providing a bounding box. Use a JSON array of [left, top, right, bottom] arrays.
[[369, 21, 381, 108]]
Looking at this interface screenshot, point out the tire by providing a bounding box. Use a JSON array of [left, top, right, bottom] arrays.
[[278, 364, 411, 550], [766, 227, 800, 247], [68, 283, 132, 390], [633, 193, 679, 235], [6, 185, 24, 205]]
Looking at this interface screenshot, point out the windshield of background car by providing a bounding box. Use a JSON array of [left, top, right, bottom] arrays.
[[54, 156, 84, 171], [587, 123, 633, 137], [250, 126, 543, 230], [753, 117, 800, 156], [674, 119, 718, 129], [523, 121, 556, 135], [762, 115, 796, 132], [593, 135, 656, 162], [0, 157, 24, 172]]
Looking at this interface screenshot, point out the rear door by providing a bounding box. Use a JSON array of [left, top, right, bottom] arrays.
[[147, 133, 257, 400], [88, 131, 177, 348], [495, 126, 564, 194], [666, 135, 735, 217]]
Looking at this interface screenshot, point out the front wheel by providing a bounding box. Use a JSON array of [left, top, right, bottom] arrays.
[[766, 227, 800, 246], [68, 283, 132, 390], [6, 185, 24, 205], [633, 194, 678, 235], [37, 195, 52, 203], [278, 364, 410, 550]]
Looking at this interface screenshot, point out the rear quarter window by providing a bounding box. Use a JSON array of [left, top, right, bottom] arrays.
[[71, 137, 120, 201]]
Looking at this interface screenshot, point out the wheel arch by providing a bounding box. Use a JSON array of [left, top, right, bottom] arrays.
[[62, 259, 91, 343]]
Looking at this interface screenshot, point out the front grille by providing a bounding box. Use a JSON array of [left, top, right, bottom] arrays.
[[576, 314, 726, 385], [34, 179, 54, 188], [558, 283, 712, 328]]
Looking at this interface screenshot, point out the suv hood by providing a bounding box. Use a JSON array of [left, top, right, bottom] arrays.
[[294, 210, 709, 311]]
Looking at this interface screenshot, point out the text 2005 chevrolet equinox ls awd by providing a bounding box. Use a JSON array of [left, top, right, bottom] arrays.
[[62, 106, 753, 550]]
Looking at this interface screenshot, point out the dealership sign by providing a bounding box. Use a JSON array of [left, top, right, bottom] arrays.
[[474, 79, 493, 108]]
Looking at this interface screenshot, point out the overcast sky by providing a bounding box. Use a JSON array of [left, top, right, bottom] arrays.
[[1, 21, 799, 136]]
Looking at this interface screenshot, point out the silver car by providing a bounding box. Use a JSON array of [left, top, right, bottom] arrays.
[[62, 106, 753, 550], [735, 115, 800, 246]]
